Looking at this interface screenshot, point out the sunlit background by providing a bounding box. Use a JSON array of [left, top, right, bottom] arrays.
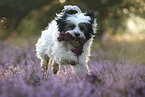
[[0, 0, 145, 64], [0, 1, 145, 96]]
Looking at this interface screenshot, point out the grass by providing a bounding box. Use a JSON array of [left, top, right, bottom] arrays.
[[91, 34, 145, 64]]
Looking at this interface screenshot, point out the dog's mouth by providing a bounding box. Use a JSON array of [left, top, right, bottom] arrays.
[[57, 32, 85, 56]]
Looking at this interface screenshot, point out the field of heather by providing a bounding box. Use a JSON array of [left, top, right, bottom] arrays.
[[0, 35, 145, 97]]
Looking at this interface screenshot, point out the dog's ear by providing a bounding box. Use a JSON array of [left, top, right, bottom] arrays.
[[85, 11, 95, 22], [85, 11, 96, 35]]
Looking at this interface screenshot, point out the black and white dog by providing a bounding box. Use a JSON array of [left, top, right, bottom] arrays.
[[36, 5, 97, 74]]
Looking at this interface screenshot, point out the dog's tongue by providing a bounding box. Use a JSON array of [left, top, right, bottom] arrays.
[[57, 32, 85, 56]]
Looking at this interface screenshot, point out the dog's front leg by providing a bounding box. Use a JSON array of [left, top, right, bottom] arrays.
[[52, 62, 59, 74], [40, 59, 49, 78], [41, 59, 49, 72], [48, 59, 59, 74], [41, 57, 59, 74], [72, 64, 89, 75], [40, 55, 50, 77]]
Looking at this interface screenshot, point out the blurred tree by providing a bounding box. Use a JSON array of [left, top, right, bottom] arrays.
[[0, 0, 144, 39], [76, 0, 124, 39], [77, 0, 145, 39], [0, 0, 52, 39], [0, 0, 53, 29]]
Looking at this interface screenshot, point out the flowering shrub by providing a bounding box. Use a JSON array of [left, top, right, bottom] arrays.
[[0, 42, 145, 97]]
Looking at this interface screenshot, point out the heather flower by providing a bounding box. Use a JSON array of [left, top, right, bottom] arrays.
[[0, 43, 144, 97]]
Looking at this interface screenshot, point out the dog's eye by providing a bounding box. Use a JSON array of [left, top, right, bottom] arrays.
[[80, 26, 85, 31], [79, 23, 87, 31], [67, 24, 75, 29]]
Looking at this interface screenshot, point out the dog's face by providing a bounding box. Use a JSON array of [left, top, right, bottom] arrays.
[[56, 6, 96, 41]]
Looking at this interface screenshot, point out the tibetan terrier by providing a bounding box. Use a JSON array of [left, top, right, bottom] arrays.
[[36, 5, 97, 75]]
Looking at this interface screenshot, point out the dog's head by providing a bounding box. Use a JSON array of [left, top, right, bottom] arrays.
[[56, 5, 97, 41]]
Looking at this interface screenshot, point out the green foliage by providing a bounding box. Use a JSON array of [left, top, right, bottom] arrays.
[[0, 0, 52, 39], [18, 18, 41, 37], [77, 0, 145, 38], [92, 35, 145, 64], [0, 0, 145, 39]]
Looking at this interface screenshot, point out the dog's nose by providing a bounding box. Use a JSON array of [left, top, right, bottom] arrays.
[[74, 33, 80, 37]]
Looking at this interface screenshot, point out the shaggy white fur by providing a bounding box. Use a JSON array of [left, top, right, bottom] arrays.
[[36, 5, 97, 74]]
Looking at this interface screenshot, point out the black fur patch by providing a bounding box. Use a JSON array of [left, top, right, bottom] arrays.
[[85, 11, 95, 35], [56, 9, 78, 32], [56, 10, 95, 41], [85, 11, 95, 23], [63, 23, 76, 32], [79, 23, 93, 40], [65, 10, 78, 15], [56, 14, 68, 32]]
